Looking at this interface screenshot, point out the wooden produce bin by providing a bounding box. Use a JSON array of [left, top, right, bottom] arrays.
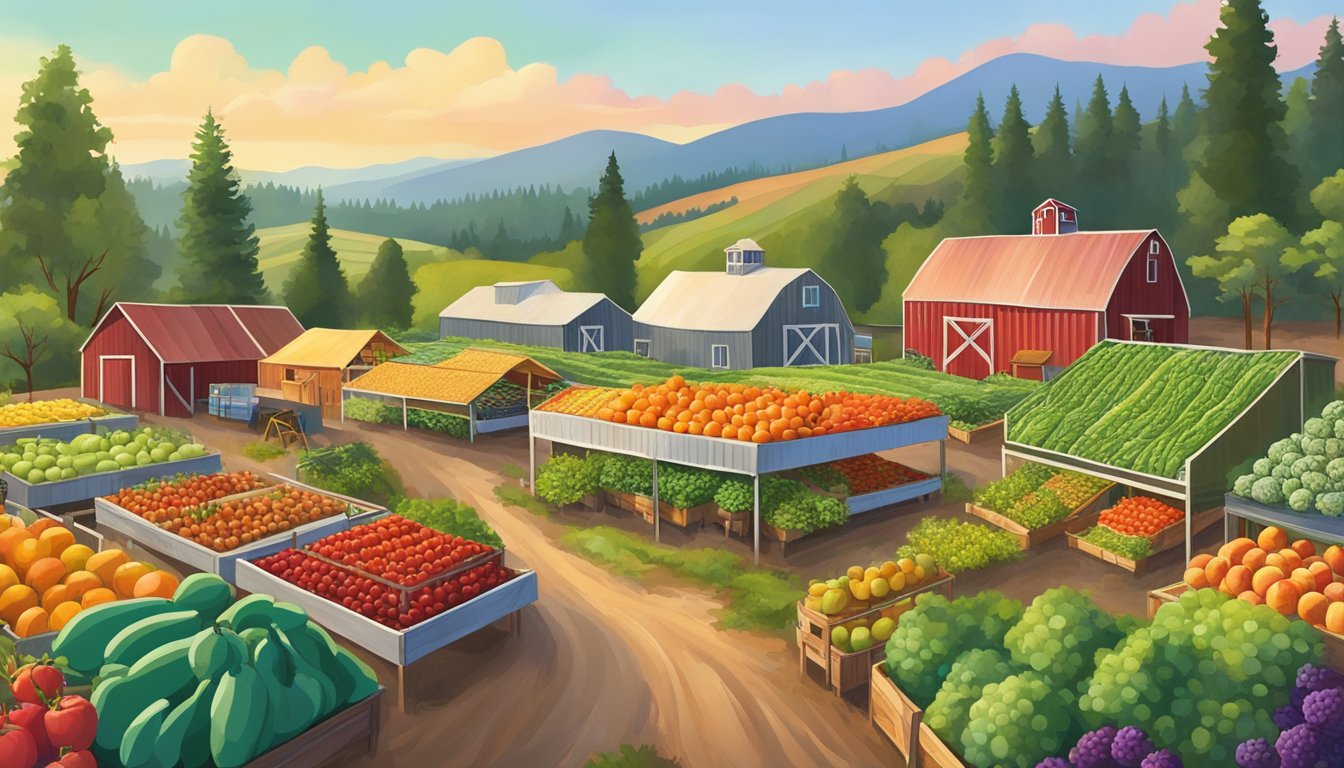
[[869, 663, 968, 768], [1066, 507, 1222, 575], [947, 418, 1002, 445], [963, 482, 1114, 550], [2, 502, 108, 659], [94, 479, 385, 584], [1148, 582, 1344, 673], [0, 413, 138, 446], [827, 640, 887, 696], [245, 688, 384, 768], [1, 452, 223, 508], [798, 573, 954, 688]]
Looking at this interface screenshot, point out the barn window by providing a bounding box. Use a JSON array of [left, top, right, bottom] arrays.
[[284, 368, 296, 381], [711, 345, 729, 369], [802, 285, 820, 308], [634, 339, 651, 357], [1146, 255, 1158, 283]]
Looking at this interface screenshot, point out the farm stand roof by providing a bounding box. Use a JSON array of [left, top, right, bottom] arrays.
[[434, 349, 560, 381], [346, 351, 560, 406], [1006, 341, 1298, 478], [260, 329, 407, 370]]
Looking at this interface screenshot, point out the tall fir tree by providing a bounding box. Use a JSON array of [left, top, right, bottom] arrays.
[[1033, 86, 1072, 202], [817, 177, 887, 312], [991, 85, 1034, 232], [0, 44, 157, 324], [955, 94, 994, 234], [1194, 0, 1298, 223], [1110, 86, 1142, 180], [581, 153, 643, 310], [1075, 76, 1114, 183], [177, 111, 268, 304], [1172, 84, 1199, 149], [356, 238, 417, 331], [1154, 97, 1173, 159], [489, 221, 510, 260], [558, 206, 578, 243], [1308, 18, 1344, 183], [283, 191, 353, 328]]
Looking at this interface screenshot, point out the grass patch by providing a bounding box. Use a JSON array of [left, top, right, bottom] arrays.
[[560, 526, 802, 634], [242, 441, 287, 462], [498, 463, 524, 480], [940, 472, 973, 505], [585, 745, 681, 768], [495, 484, 554, 517]]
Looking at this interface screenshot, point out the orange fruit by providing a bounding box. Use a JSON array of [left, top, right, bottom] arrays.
[[14, 606, 48, 638], [1223, 565, 1253, 596], [1308, 562, 1334, 592], [25, 519, 58, 536], [38, 527, 75, 558], [131, 571, 178, 600], [1279, 549, 1304, 572], [1326, 545, 1344, 577], [47, 601, 80, 632], [59, 544, 94, 574], [1328, 602, 1344, 635], [62, 570, 101, 598], [1326, 582, 1344, 602], [1258, 526, 1289, 552], [1183, 567, 1209, 589], [1292, 539, 1318, 560], [0, 584, 38, 625], [0, 564, 18, 593], [1241, 547, 1268, 572], [86, 550, 129, 587], [1219, 538, 1256, 565], [1265, 552, 1289, 572], [1204, 557, 1230, 588], [23, 558, 65, 594], [1252, 566, 1285, 597], [80, 588, 117, 609], [1267, 579, 1303, 616], [1291, 568, 1318, 597], [1300, 592, 1330, 625], [112, 562, 152, 599], [1239, 590, 1266, 606], [40, 584, 72, 613], [7, 536, 44, 576]]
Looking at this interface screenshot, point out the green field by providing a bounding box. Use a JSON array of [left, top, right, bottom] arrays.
[[256, 223, 462, 293], [401, 336, 1036, 427]]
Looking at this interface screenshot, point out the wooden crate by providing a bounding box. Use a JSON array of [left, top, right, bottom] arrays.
[[1148, 582, 1344, 673], [245, 688, 383, 768], [1067, 507, 1223, 575], [642, 500, 714, 529], [963, 483, 1114, 550], [1, 452, 223, 508], [915, 721, 969, 768], [869, 662, 920, 765], [0, 413, 138, 446], [947, 418, 1002, 445], [828, 638, 887, 695]]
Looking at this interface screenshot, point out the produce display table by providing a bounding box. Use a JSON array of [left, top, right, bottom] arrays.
[[1066, 507, 1222, 575], [964, 483, 1115, 550], [94, 478, 386, 583], [947, 418, 1002, 445], [1, 452, 223, 508], [2, 502, 106, 658], [244, 688, 384, 768], [869, 663, 967, 768], [1221, 493, 1344, 544], [846, 476, 942, 516], [0, 413, 138, 446]]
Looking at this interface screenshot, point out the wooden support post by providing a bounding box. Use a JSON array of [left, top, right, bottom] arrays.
[[753, 474, 761, 566], [402, 397, 408, 430], [340, 392, 345, 423], [651, 457, 660, 543], [1185, 495, 1193, 566], [939, 439, 946, 480], [469, 402, 477, 443], [528, 433, 536, 494], [527, 372, 533, 410]]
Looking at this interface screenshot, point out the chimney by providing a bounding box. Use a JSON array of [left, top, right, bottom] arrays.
[[725, 238, 765, 275], [1031, 199, 1079, 235]]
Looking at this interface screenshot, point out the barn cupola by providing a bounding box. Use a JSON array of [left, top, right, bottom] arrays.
[[725, 238, 765, 275], [1032, 199, 1079, 235]]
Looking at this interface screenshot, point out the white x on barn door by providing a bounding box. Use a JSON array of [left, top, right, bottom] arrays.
[[783, 324, 837, 366], [579, 325, 604, 352], [943, 317, 993, 370]]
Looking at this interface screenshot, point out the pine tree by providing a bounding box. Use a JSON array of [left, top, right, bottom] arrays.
[[817, 177, 887, 312], [0, 44, 157, 324], [991, 85, 1033, 232], [489, 221, 510, 260], [1033, 86, 1072, 201], [1154, 97, 1173, 159], [1195, 0, 1298, 223], [558, 206, 578, 242], [1111, 85, 1142, 182], [1172, 85, 1199, 149], [956, 94, 994, 234], [581, 153, 643, 310], [1309, 18, 1344, 182], [1075, 76, 1114, 182], [357, 238, 417, 330], [177, 110, 268, 304], [283, 191, 353, 328]]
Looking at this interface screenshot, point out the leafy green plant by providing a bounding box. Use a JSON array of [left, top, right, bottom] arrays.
[[241, 441, 286, 462], [598, 453, 653, 496], [297, 442, 402, 503], [536, 453, 600, 505], [896, 517, 1021, 574], [407, 407, 470, 439], [394, 497, 502, 548], [714, 479, 753, 513], [656, 463, 722, 508], [763, 493, 847, 533], [884, 590, 1024, 706], [973, 463, 1056, 513], [1077, 525, 1153, 560], [342, 397, 400, 425], [584, 745, 681, 768]]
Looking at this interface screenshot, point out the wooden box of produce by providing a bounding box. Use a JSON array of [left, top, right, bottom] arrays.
[[0, 413, 137, 446], [868, 663, 969, 768], [602, 490, 655, 515], [963, 481, 1114, 551], [947, 418, 1002, 445], [245, 688, 384, 768], [828, 641, 887, 695], [1067, 507, 1222, 575], [650, 500, 714, 529], [2, 452, 223, 508], [94, 477, 385, 583]]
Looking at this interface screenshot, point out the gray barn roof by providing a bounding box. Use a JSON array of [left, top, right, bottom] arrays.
[[439, 280, 624, 326], [633, 267, 812, 332]]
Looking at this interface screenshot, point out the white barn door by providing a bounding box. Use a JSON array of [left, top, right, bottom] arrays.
[[579, 325, 605, 352], [942, 317, 993, 378], [783, 324, 838, 366]]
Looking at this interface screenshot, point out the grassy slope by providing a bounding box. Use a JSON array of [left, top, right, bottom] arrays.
[[256, 223, 460, 293]]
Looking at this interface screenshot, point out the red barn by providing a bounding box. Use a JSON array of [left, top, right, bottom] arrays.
[[81, 303, 304, 417], [902, 199, 1189, 379]]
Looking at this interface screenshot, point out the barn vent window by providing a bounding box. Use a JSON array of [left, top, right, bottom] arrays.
[[634, 339, 650, 357], [802, 285, 820, 308], [1146, 254, 1158, 283], [711, 345, 729, 369]]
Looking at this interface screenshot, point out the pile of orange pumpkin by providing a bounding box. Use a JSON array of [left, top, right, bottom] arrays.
[[590, 375, 941, 443], [1182, 525, 1344, 634], [0, 515, 179, 638]]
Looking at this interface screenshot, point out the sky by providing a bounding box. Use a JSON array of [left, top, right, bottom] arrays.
[[0, 0, 1338, 170]]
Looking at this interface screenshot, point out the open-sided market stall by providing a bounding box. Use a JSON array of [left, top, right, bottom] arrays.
[[342, 348, 561, 440], [530, 383, 948, 562], [1001, 341, 1337, 564]]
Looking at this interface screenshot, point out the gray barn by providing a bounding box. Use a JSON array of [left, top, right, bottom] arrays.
[[439, 280, 633, 353], [633, 239, 855, 370]]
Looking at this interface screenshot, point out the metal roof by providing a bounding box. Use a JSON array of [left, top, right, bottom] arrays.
[[84, 303, 304, 363], [726, 238, 762, 252], [902, 231, 1154, 310], [433, 349, 560, 381], [438, 280, 621, 326], [344, 362, 502, 406], [260, 329, 407, 370], [633, 267, 810, 332]]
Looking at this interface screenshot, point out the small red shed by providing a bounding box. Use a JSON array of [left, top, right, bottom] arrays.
[[80, 303, 304, 417], [902, 199, 1190, 379]]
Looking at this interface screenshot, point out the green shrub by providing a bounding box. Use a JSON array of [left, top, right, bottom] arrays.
[[895, 517, 1021, 574], [585, 744, 680, 768], [394, 497, 502, 548], [406, 408, 470, 438], [713, 479, 753, 513], [343, 397, 399, 424], [536, 453, 600, 505], [297, 442, 402, 503], [656, 463, 722, 508], [598, 453, 653, 496]]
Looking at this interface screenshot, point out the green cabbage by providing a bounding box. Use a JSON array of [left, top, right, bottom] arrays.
[[1289, 488, 1315, 512]]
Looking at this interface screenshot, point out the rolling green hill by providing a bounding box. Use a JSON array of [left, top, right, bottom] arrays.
[[255, 223, 461, 293]]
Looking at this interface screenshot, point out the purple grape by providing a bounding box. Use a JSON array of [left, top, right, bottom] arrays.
[[1070, 726, 1120, 768], [1036, 759, 1072, 768], [1302, 687, 1344, 728], [1235, 738, 1280, 768], [1275, 724, 1321, 768], [1110, 726, 1154, 767], [1295, 663, 1344, 695], [1139, 750, 1182, 768], [1273, 704, 1305, 731], [1291, 687, 1308, 709], [1320, 735, 1344, 768]]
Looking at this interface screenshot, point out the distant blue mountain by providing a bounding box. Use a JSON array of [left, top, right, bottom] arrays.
[[120, 156, 471, 192]]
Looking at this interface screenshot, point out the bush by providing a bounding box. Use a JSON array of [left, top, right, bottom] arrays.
[[714, 479, 753, 513], [656, 463, 722, 508], [394, 497, 502, 548], [763, 493, 847, 533], [1002, 587, 1121, 691], [297, 442, 402, 503], [599, 453, 653, 496], [884, 591, 1024, 707], [343, 397, 399, 424], [536, 453, 600, 505], [407, 408, 470, 439], [585, 744, 680, 768], [896, 517, 1021, 574]]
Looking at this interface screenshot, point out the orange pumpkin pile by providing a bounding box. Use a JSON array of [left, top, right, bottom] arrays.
[[588, 375, 941, 443], [1183, 525, 1344, 634], [0, 514, 179, 638]]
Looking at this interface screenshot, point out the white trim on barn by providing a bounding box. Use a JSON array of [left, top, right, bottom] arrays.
[[942, 316, 993, 372], [579, 325, 605, 352], [98, 355, 136, 410], [782, 323, 839, 366]]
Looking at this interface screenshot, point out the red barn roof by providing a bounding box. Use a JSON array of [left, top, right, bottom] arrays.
[[82, 303, 304, 364], [902, 231, 1155, 311]]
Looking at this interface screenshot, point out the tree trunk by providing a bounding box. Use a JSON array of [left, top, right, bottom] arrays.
[[24, 367, 34, 402], [1334, 292, 1341, 339], [1241, 291, 1253, 350], [1263, 279, 1274, 350]]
